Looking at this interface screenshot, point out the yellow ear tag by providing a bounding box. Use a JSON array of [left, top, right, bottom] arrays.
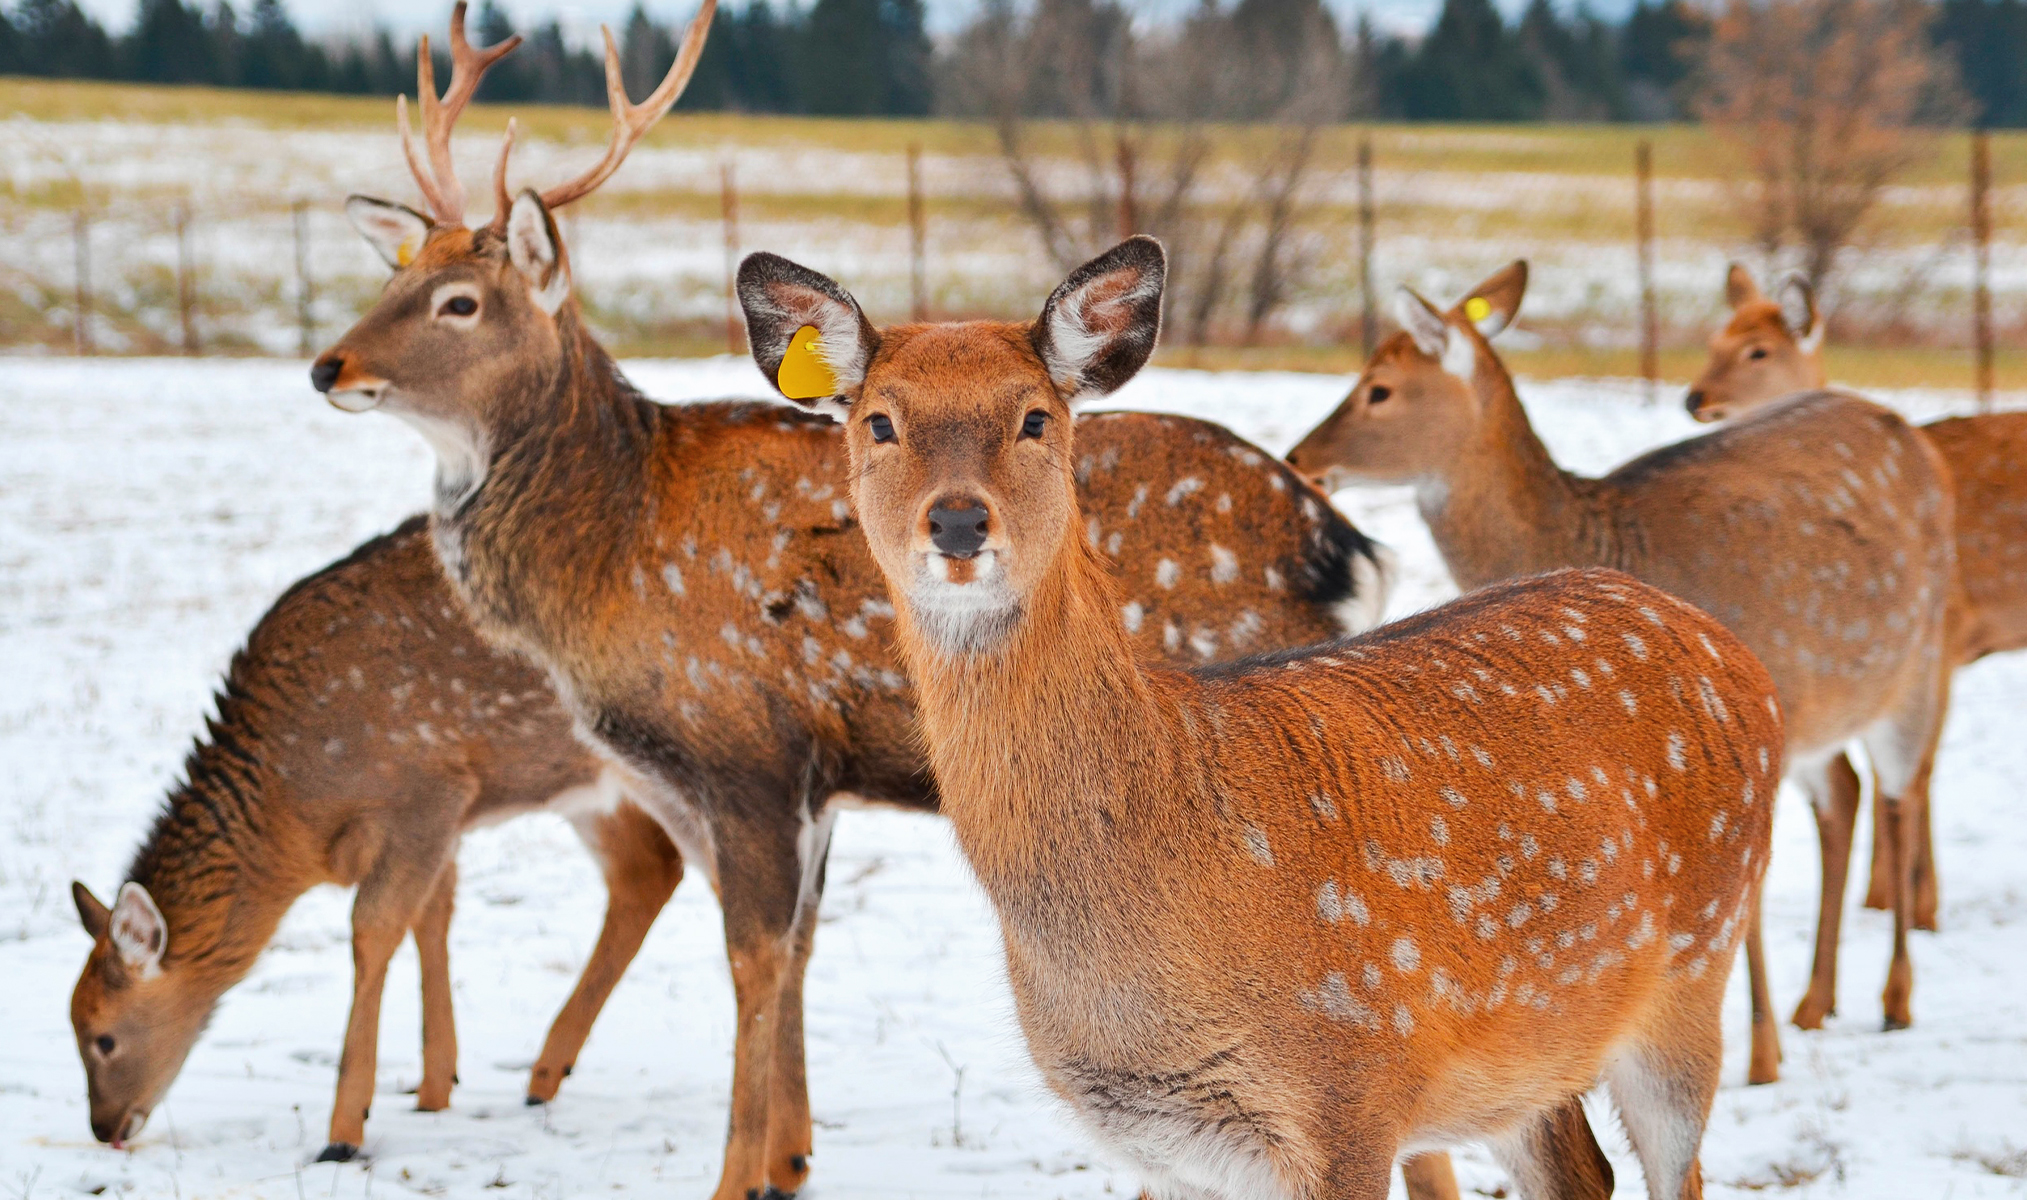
[[1463, 296, 1492, 324], [396, 238, 419, 268], [777, 325, 839, 400]]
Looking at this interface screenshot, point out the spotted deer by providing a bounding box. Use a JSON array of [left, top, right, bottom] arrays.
[[1689, 262, 2027, 938], [306, 10, 1390, 1195], [1286, 262, 1959, 1052], [736, 236, 1782, 1200], [68, 518, 681, 1162]]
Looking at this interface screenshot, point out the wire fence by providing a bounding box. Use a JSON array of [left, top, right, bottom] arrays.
[[2, 128, 2017, 403]]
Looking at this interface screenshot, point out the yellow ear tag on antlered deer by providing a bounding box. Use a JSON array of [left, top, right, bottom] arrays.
[[1463, 296, 1492, 324], [777, 325, 838, 400], [396, 237, 419, 268]]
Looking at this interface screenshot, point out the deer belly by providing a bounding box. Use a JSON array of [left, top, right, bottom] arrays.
[[1044, 1052, 1300, 1200]]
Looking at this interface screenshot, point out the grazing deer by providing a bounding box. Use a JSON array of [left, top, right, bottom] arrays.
[[307, 10, 1389, 1194], [68, 518, 682, 1161], [1286, 262, 1959, 1053], [737, 236, 1782, 1200], [1689, 262, 2027, 935]]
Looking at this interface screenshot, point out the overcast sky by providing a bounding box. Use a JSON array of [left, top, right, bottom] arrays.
[[69, 0, 1638, 43]]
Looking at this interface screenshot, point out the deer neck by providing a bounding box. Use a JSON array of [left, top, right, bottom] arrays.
[[1418, 362, 1606, 591], [125, 740, 313, 992], [897, 527, 1181, 938], [433, 321, 658, 664]]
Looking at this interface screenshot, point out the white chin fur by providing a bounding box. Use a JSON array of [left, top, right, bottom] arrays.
[[327, 387, 384, 414], [391, 409, 490, 507], [909, 551, 1019, 654]]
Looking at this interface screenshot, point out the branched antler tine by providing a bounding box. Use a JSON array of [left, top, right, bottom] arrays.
[[397, 92, 452, 222], [488, 117, 518, 232], [409, 2, 522, 225], [539, 0, 718, 210]]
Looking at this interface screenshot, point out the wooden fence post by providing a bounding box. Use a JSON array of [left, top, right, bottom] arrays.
[[1357, 135, 1376, 360], [908, 142, 928, 322], [293, 200, 314, 357], [1971, 129, 1994, 410], [1636, 139, 1657, 403], [176, 202, 199, 355], [72, 209, 92, 357], [722, 160, 742, 356]]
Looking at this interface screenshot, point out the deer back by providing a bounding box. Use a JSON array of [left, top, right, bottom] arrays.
[[1924, 412, 2027, 662]]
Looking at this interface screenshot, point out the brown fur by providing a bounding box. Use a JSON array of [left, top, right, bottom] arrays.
[[311, 219, 1387, 1197], [1288, 262, 1958, 1050], [796, 243, 1781, 1199], [68, 518, 681, 1158], [1687, 264, 2027, 939]]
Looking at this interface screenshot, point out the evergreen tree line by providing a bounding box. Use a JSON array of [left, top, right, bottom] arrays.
[[1, 0, 2022, 126]]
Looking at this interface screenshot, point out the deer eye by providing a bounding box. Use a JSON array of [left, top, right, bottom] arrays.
[[95, 1035, 115, 1056], [1368, 385, 1392, 404], [1747, 346, 1768, 360], [439, 295, 479, 319], [1021, 411, 1048, 439], [867, 414, 896, 444]]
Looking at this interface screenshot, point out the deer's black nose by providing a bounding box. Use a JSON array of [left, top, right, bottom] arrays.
[[310, 355, 343, 394], [1684, 390, 1704, 416], [927, 500, 989, 559]]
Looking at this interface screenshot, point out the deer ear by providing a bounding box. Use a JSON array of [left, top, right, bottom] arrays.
[[108, 883, 166, 977], [346, 196, 432, 271], [1456, 260, 1526, 338], [1724, 263, 1763, 310], [1393, 287, 1451, 358], [1031, 236, 1166, 401], [507, 190, 571, 316], [73, 881, 110, 941], [1777, 275, 1821, 352], [738, 252, 880, 420]]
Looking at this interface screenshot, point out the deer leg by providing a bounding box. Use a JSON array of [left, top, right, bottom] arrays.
[[1867, 672, 1948, 1032], [1485, 1097, 1614, 1200], [1605, 1002, 1721, 1200], [1862, 771, 1892, 912], [1744, 886, 1781, 1084], [707, 806, 814, 1200], [413, 860, 459, 1112], [1908, 762, 1940, 933], [762, 809, 836, 1198], [321, 862, 445, 1161], [1791, 756, 1859, 1031], [528, 801, 685, 1104], [1399, 1153, 1461, 1200]]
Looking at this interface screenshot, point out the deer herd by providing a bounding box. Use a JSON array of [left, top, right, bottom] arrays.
[[55, 5, 2021, 1198]]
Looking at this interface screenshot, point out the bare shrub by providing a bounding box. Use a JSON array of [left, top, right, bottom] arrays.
[[1699, 0, 1966, 298]]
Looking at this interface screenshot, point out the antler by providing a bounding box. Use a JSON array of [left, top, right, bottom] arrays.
[[399, 2, 523, 226], [528, 0, 717, 215]]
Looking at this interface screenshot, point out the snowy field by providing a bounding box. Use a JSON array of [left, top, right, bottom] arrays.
[[2, 357, 2026, 1198]]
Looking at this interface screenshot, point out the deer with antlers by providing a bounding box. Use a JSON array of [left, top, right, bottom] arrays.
[[1687, 263, 2027, 952], [735, 236, 1783, 1200], [1286, 263, 1960, 1056], [68, 518, 683, 1161], [307, 9, 1401, 1194]]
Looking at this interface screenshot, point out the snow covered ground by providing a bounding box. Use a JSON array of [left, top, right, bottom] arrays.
[[2, 357, 2025, 1198]]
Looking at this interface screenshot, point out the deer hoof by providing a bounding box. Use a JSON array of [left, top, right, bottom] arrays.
[[1883, 1015, 1912, 1032], [315, 1143, 360, 1164], [524, 1095, 547, 1107]]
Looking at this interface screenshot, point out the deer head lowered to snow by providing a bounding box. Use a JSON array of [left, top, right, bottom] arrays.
[[307, 12, 1394, 1193], [739, 236, 1784, 1200], [67, 519, 682, 1162]]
